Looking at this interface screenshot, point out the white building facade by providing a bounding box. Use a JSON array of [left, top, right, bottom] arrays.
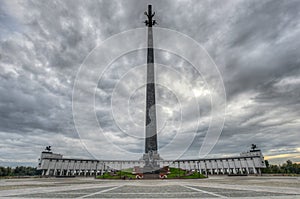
[[37, 148, 266, 176]]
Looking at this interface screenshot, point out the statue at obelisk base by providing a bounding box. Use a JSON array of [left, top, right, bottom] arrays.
[[142, 150, 161, 174], [141, 5, 162, 175]]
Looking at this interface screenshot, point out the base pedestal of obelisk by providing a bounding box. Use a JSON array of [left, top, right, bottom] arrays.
[[141, 152, 162, 179]]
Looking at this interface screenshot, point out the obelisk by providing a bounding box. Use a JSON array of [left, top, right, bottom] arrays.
[[143, 5, 160, 174]]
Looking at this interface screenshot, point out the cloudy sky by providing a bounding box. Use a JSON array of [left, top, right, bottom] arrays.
[[0, 0, 300, 166]]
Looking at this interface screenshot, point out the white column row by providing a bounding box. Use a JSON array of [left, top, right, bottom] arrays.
[[40, 157, 263, 176]]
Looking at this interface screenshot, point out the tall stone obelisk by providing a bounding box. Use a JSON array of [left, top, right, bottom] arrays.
[[142, 5, 161, 174]]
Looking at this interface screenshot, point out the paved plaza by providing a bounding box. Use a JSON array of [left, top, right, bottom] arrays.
[[0, 176, 299, 198]]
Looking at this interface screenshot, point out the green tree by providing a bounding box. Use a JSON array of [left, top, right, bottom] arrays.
[[262, 160, 300, 174]]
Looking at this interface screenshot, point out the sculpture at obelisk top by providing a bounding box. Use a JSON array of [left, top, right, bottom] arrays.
[[142, 5, 161, 173]]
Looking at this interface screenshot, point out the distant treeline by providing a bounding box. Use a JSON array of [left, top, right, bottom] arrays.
[[0, 166, 42, 176], [262, 160, 300, 174]]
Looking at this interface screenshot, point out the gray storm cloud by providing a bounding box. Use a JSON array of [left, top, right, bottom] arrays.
[[0, 0, 299, 166]]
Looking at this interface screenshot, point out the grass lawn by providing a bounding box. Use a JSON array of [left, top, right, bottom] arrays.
[[96, 167, 206, 179], [96, 170, 136, 179], [167, 167, 206, 179]]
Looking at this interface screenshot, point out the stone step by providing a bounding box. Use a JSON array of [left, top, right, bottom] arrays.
[[143, 174, 159, 179]]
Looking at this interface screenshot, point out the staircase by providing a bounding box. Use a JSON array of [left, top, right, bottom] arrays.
[[143, 174, 159, 179]]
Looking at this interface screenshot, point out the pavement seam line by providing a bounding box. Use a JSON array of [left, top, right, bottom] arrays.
[[182, 185, 228, 198], [78, 185, 124, 198]]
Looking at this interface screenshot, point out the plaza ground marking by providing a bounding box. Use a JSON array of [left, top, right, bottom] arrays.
[[78, 185, 124, 198], [183, 185, 228, 198]]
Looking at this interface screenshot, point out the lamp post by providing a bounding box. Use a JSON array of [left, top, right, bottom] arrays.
[[94, 161, 98, 179], [197, 161, 200, 178]]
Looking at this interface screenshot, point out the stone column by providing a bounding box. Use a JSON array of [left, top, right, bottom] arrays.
[[143, 5, 160, 174]]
